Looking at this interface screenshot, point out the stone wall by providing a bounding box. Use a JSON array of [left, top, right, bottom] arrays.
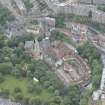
[[79, 0, 92, 4], [92, 11, 105, 24], [80, 0, 105, 4], [63, 4, 105, 24], [45, 0, 105, 24], [57, 4, 94, 16]]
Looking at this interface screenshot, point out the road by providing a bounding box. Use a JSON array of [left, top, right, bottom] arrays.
[[100, 54, 105, 91]]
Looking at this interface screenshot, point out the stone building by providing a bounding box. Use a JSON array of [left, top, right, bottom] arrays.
[[26, 25, 42, 35], [39, 17, 55, 36], [79, 0, 105, 4], [71, 23, 88, 44], [65, 22, 88, 44], [45, 0, 105, 24], [24, 39, 43, 60], [57, 3, 94, 16], [92, 11, 105, 24]]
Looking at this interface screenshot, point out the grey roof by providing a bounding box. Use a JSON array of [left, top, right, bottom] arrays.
[[0, 98, 21, 105], [24, 41, 34, 49]]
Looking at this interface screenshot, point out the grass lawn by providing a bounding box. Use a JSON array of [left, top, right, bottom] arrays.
[[0, 75, 54, 101]]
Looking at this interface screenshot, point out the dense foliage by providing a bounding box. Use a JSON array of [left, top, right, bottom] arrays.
[[50, 30, 74, 46], [55, 15, 66, 28], [0, 34, 81, 105], [23, 0, 33, 11], [8, 34, 34, 47], [0, 6, 14, 26], [77, 43, 102, 90], [97, 5, 105, 12]]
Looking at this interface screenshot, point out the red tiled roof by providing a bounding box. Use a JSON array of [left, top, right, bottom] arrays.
[[47, 42, 74, 59]]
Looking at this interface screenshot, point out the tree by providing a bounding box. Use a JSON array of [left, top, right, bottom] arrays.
[[2, 47, 13, 57], [34, 84, 42, 94], [1, 88, 10, 98], [29, 97, 42, 105], [0, 62, 12, 74], [48, 86, 55, 92], [0, 6, 14, 26], [63, 85, 80, 105], [54, 90, 60, 96], [53, 96, 62, 104], [23, 0, 33, 11], [11, 67, 21, 78], [22, 96, 30, 105], [0, 34, 6, 48], [0, 73, 5, 83], [77, 43, 102, 90], [43, 81, 51, 88], [55, 15, 65, 28], [15, 93, 23, 102], [26, 70, 33, 79], [27, 81, 35, 93], [80, 89, 92, 105], [14, 87, 22, 93], [28, 82, 42, 94], [8, 34, 34, 47]]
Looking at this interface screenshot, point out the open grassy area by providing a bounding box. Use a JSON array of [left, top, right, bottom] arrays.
[[0, 76, 28, 95], [0, 75, 54, 101]]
